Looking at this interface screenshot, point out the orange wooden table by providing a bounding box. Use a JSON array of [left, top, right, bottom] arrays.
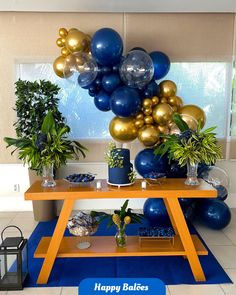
[[24, 178, 217, 284]]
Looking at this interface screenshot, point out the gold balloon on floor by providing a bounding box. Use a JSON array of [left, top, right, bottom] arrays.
[[159, 80, 177, 98], [53, 56, 73, 78], [138, 125, 160, 147], [65, 29, 87, 53], [152, 103, 174, 126], [109, 117, 138, 142], [179, 105, 206, 128]]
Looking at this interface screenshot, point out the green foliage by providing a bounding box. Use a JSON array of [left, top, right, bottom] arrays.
[[128, 169, 137, 183], [14, 79, 65, 138], [90, 199, 144, 228], [104, 142, 124, 168], [155, 113, 222, 166], [4, 111, 87, 175]]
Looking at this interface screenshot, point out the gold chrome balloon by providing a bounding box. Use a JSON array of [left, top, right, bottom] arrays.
[[152, 96, 159, 106], [138, 125, 160, 147], [65, 29, 87, 53], [136, 113, 144, 120], [144, 116, 154, 125], [159, 80, 177, 98], [179, 105, 206, 128], [59, 27, 68, 38], [152, 103, 174, 126], [134, 119, 144, 129], [61, 47, 70, 57], [168, 96, 183, 110], [142, 98, 153, 108], [143, 108, 152, 116], [157, 125, 169, 135], [53, 56, 73, 78], [56, 38, 64, 47], [180, 114, 198, 130], [109, 117, 138, 142], [160, 97, 168, 104]]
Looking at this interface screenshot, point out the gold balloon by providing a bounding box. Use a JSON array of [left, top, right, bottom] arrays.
[[53, 56, 73, 78], [159, 80, 177, 98], [152, 96, 159, 106], [157, 125, 169, 135], [152, 103, 174, 126], [179, 105, 206, 128], [109, 117, 138, 142], [138, 125, 160, 147], [56, 37, 64, 47], [143, 108, 152, 116], [59, 28, 68, 38], [180, 114, 198, 130], [168, 96, 183, 110], [61, 47, 70, 57], [160, 97, 168, 104], [65, 29, 87, 53], [144, 116, 154, 125], [134, 119, 144, 129], [136, 113, 144, 120], [172, 106, 178, 112], [142, 98, 153, 108]]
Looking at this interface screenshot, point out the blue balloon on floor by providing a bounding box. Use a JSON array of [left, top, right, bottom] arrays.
[[143, 198, 170, 226], [94, 90, 110, 111], [215, 185, 228, 201], [134, 148, 168, 177], [149, 51, 170, 80], [91, 28, 123, 66], [110, 86, 141, 117], [198, 199, 231, 230], [181, 202, 196, 222], [167, 161, 187, 178]]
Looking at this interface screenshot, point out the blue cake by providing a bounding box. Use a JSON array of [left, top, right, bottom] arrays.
[[108, 148, 133, 185]]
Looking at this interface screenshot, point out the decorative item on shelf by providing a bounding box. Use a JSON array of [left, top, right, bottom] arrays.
[[105, 142, 136, 186], [91, 200, 144, 248], [67, 212, 98, 249], [41, 164, 56, 188], [0, 226, 28, 291], [154, 113, 222, 185], [64, 173, 95, 186], [143, 172, 166, 185], [138, 226, 175, 247]]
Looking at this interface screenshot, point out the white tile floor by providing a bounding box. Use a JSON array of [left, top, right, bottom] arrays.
[[0, 209, 236, 295]]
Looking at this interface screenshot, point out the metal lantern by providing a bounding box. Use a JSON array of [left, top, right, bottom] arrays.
[[0, 226, 28, 291]]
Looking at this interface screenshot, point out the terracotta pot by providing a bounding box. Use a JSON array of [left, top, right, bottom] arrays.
[[28, 169, 56, 222]]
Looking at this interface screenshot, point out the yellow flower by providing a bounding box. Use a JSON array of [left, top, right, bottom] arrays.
[[112, 214, 121, 226], [124, 216, 131, 224]]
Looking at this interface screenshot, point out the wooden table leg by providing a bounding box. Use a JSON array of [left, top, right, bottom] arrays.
[[37, 199, 75, 284], [165, 198, 206, 282], [163, 198, 178, 235]]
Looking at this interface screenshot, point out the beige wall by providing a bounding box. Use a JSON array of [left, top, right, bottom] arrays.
[[0, 12, 235, 164]]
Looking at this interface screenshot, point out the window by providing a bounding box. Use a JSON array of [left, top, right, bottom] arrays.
[[17, 61, 232, 139]]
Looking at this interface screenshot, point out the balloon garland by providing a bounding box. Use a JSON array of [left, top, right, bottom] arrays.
[[53, 27, 206, 147]]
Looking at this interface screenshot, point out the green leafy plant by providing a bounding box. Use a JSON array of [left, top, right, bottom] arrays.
[[104, 142, 124, 168], [90, 199, 144, 228], [4, 111, 87, 174], [154, 113, 222, 166], [128, 170, 137, 183]]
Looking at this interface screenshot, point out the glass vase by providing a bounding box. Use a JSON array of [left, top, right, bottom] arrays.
[[115, 228, 127, 247], [41, 164, 56, 188], [185, 161, 199, 186]]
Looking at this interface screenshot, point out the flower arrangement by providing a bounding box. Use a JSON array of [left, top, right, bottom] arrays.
[[104, 142, 124, 168]]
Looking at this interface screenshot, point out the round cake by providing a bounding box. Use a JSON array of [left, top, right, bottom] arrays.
[[108, 148, 133, 185]]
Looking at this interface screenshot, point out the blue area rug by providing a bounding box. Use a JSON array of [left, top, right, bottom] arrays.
[[25, 219, 232, 287]]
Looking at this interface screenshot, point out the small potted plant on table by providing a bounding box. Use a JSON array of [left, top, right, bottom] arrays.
[[154, 113, 222, 185]]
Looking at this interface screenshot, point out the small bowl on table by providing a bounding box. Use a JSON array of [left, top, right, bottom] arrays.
[[64, 173, 95, 186]]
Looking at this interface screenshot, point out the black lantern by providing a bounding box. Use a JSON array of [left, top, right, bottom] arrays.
[[0, 226, 28, 291]]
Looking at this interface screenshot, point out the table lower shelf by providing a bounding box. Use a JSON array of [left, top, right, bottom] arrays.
[[34, 235, 208, 258]]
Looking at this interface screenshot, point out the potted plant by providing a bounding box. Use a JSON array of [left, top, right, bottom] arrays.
[[91, 200, 143, 247], [4, 79, 87, 221], [154, 113, 222, 185]]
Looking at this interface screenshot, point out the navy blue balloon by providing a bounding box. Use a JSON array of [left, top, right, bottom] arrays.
[[199, 199, 231, 229], [215, 185, 228, 201], [91, 28, 123, 66], [94, 90, 111, 112], [181, 202, 196, 222], [143, 198, 170, 226], [134, 148, 168, 177], [179, 198, 194, 207], [77, 72, 96, 89], [149, 51, 170, 80], [167, 161, 187, 178], [145, 80, 160, 97], [102, 73, 121, 93], [110, 86, 141, 117]]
